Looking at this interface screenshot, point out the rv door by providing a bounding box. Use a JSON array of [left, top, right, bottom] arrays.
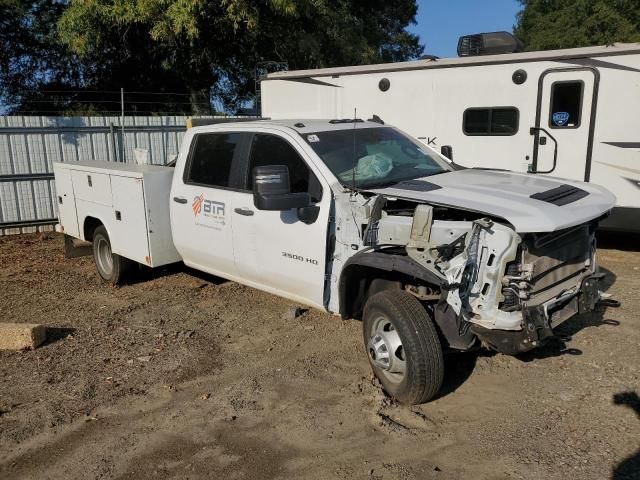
[[532, 68, 598, 182]]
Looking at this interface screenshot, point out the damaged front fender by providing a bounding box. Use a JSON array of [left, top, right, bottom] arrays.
[[442, 219, 523, 331]]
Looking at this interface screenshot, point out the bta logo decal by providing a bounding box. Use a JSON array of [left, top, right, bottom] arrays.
[[192, 194, 204, 216], [192, 194, 226, 225]]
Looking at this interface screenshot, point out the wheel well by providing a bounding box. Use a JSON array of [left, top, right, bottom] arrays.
[[339, 265, 439, 320], [83, 217, 103, 242]]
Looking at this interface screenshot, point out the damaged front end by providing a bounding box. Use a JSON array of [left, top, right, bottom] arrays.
[[468, 224, 606, 354], [370, 199, 611, 355]]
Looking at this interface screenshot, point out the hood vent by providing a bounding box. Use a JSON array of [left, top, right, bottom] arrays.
[[530, 184, 589, 206], [393, 180, 442, 192]]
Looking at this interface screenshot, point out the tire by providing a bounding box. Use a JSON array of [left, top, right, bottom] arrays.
[[92, 225, 133, 285], [363, 290, 444, 405]]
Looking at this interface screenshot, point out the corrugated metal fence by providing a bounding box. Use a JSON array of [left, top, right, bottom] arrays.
[[0, 115, 213, 235]]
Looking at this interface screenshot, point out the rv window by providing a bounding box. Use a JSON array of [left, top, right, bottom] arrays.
[[463, 108, 519, 136], [491, 108, 519, 134], [463, 109, 490, 135], [549, 81, 583, 128]]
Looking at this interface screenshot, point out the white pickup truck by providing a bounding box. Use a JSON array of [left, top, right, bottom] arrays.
[[53, 119, 616, 404]]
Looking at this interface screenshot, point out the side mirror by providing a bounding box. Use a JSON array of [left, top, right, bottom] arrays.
[[253, 165, 311, 211], [440, 145, 454, 161]]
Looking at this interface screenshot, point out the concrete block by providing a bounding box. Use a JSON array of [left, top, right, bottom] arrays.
[[0, 323, 47, 350]]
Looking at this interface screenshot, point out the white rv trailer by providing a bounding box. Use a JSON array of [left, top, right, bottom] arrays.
[[261, 39, 640, 232]]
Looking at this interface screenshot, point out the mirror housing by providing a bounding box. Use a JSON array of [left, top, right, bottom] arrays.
[[253, 165, 311, 211], [440, 145, 454, 161], [297, 205, 320, 224]]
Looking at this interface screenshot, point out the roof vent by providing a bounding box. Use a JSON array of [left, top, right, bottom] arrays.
[[457, 31, 523, 57]]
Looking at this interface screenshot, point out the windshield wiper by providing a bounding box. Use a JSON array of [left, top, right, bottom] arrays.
[[360, 171, 448, 190]]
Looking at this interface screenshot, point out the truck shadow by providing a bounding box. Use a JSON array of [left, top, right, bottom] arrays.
[[516, 265, 619, 361], [437, 350, 485, 399], [612, 391, 640, 480], [123, 262, 229, 286], [182, 266, 230, 285], [596, 231, 640, 252]]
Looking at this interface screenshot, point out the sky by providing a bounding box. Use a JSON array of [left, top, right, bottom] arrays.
[[409, 0, 522, 58], [1, 1, 522, 115]]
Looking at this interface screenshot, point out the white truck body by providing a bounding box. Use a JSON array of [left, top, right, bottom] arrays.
[[53, 161, 180, 267], [261, 43, 640, 232], [54, 119, 617, 403]]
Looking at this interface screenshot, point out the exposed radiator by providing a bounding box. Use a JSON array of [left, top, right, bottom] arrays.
[[522, 224, 595, 305]]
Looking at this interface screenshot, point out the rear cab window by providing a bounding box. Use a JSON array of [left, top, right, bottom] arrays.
[[184, 132, 243, 188]]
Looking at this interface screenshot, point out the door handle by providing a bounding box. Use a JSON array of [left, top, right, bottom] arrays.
[[173, 196, 188, 204], [234, 207, 254, 216], [529, 127, 558, 174]]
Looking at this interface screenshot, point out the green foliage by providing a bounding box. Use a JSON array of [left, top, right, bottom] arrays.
[[515, 0, 640, 50], [0, 1, 87, 114], [1, 0, 422, 114], [57, 0, 422, 104]]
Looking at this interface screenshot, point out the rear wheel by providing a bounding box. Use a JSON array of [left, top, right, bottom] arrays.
[[92, 226, 133, 285], [363, 290, 444, 405]]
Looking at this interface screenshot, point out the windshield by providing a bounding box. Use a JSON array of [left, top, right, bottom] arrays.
[[303, 127, 451, 189]]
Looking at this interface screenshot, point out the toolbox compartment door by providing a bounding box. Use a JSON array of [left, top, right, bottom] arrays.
[[53, 167, 80, 237], [110, 175, 151, 264], [71, 170, 112, 206]]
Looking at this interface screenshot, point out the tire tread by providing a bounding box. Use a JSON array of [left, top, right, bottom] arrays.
[[363, 290, 444, 404], [93, 226, 133, 285]]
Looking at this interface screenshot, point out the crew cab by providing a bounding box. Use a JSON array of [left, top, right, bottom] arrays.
[[53, 119, 616, 404]]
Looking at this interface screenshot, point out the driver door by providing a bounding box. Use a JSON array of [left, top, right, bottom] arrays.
[[231, 131, 331, 309]]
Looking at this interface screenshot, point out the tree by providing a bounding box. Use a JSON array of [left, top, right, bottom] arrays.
[[0, 1, 85, 115], [515, 0, 640, 51], [1, 0, 423, 114]]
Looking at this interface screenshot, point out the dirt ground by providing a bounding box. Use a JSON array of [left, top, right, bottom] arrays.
[[0, 233, 638, 480]]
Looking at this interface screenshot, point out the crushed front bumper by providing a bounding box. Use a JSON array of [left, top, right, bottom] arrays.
[[470, 272, 608, 355]]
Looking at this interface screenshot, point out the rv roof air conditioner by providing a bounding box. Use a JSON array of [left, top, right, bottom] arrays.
[[457, 31, 523, 57]]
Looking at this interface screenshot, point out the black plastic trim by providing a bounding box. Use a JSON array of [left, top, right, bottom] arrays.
[[530, 184, 589, 206], [338, 251, 444, 316], [528, 127, 558, 174], [393, 180, 442, 192]]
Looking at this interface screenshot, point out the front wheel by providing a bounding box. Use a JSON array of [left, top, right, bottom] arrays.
[[363, 290, 444, 405], [92, 225, 133, 285]]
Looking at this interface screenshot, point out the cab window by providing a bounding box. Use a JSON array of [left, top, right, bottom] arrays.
[[247, 133, 322, 202], [184, 133, 242, 188]]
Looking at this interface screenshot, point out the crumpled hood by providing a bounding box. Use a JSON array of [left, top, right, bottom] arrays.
[[368, 169, 616, 233]]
